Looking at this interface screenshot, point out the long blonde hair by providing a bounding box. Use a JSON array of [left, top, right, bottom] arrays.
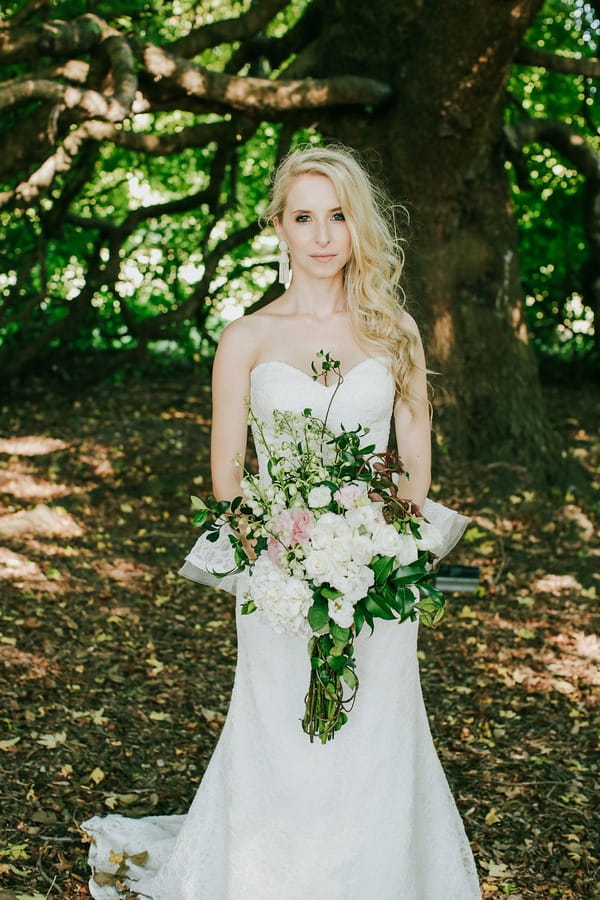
[[262, 144, 423, 405]]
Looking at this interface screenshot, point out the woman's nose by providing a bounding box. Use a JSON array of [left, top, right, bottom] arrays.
[[314, 220, 331, 245]]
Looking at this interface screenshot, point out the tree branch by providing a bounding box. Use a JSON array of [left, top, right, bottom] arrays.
[[505, 118, 600, 181], [515, 46, 600, 79], [98, 120, 241, 155], [1, 121, 124, 207], [168, 0, 290, 57], [10, 0, 52, 28], [135, 41, 392, 113], [0, 36, 136, 121], [0, 14, 106, 64]]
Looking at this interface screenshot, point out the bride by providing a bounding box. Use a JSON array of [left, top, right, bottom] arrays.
[[82, 145, 481, 899]]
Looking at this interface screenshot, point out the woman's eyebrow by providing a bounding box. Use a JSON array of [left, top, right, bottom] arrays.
[[290, 206, 343, 214]]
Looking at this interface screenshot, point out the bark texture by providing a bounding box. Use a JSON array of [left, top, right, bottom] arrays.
[[308, 0, 552, 465]]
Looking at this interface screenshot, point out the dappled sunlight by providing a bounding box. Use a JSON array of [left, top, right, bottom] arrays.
[[0, 643, 60, 681], [23, 538, 88, 558], [431, 310, 454, 365], [94, 557, 155, 583], [0, 504, 85, 539], [79, 442, 117, 478], [533, 573, 583, 594], [160, 409, 211, 426], [0, 546, 43, 579], [477, 610, 599, 695], [0, 462, 73, 501], [561, 504, 595, 541], [0, 546, 69, 594], [0, 436, 70, 455]]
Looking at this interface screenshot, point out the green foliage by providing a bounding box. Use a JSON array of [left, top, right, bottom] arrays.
[[506, 0, 598, 362], [0, 0, 597, 378]]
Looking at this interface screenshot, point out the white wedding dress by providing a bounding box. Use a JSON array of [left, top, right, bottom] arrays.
[[82, 357, 481, 899]]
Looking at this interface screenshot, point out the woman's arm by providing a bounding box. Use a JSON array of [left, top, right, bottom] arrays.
[[210, 317, 257, 501], [394, 315, 431, 510]]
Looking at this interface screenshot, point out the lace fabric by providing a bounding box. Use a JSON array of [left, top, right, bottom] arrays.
[[82, 357, 481, 899]]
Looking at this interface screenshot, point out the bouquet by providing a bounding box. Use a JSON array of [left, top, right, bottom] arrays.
[[192, 352, 446, 743]]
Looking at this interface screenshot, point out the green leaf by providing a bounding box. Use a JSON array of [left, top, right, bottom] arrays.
[[308, 602, 329, 631], [353, 606, 365, 636], [321, 586, 342, 601], [241, 600, 257, 615], [364, 592, 395, 620], [329, 623, 351, 644], [326, 654, 346, 671], [371, 554, 396, 585], [190, 495, 207, 510], [342, 667, 358, 690]]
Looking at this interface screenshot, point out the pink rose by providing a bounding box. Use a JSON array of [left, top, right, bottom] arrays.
[[334, 484, 365, 510], [273, 510, 294, 544], [289, 508, 314, 544], [267, 536, 283, 565]]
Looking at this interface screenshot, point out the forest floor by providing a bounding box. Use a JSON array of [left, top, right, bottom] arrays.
[[0, 371, 598, 900]]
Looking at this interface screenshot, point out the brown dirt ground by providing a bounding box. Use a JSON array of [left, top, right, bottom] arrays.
[[0, 373, 597, 900]]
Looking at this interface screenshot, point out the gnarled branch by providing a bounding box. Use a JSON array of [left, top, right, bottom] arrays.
[[505, 118, 600, 181], [136, 41, 392, 113], [515, 46, 600, 79], [0, 14, 106, 64], [168, 0, 290, 57]]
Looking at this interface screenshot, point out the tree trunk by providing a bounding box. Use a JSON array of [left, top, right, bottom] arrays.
[[311, 0, 552, 470]]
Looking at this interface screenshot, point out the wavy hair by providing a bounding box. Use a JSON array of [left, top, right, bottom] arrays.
[[261, 144, 424, 406]]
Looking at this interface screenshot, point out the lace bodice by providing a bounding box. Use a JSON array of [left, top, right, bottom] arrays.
[[249, 357, 395, 475]]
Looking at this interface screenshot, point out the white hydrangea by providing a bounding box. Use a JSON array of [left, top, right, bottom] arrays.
[[245, 555, 313, 637]]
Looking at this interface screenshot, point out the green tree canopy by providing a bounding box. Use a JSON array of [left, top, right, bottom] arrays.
[[0, 0, 598, 466]]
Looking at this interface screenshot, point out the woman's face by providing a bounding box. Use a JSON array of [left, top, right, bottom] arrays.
[[275, 173, 352, 282]]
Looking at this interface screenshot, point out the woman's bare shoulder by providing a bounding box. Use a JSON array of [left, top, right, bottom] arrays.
[[215, 304, 282, 366], [399, 309, 421, 337]]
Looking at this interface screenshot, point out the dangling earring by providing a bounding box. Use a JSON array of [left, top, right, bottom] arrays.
[[278, 239, 290, 285]]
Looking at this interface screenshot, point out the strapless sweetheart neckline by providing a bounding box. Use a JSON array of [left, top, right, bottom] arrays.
[[250, 356, 388, 388]]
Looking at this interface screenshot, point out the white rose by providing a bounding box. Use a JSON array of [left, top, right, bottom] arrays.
[[372, 522, 404, 557], [310, 512, 345, 549], [327, 596, 355, 629], [347, 532, 374, 566], [303, 548, 335, 584], [328, 537, 354, 566], [307, 486, 332, 508], [331, 564, 374, 605], [394, 533, 420, 566], [345, 504, 384, 531]]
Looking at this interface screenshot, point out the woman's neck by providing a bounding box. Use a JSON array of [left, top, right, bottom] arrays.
[[282, 273, 347, 319]]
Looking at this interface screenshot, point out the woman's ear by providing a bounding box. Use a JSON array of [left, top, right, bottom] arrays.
[[273, 215, 283, 241]]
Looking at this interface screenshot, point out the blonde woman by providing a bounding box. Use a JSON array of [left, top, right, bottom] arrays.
[[83, 146, 480, 899]]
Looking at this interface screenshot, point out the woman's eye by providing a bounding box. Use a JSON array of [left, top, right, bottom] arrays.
[[332, 212, 345, 221], [295, 214, 310, 223]]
